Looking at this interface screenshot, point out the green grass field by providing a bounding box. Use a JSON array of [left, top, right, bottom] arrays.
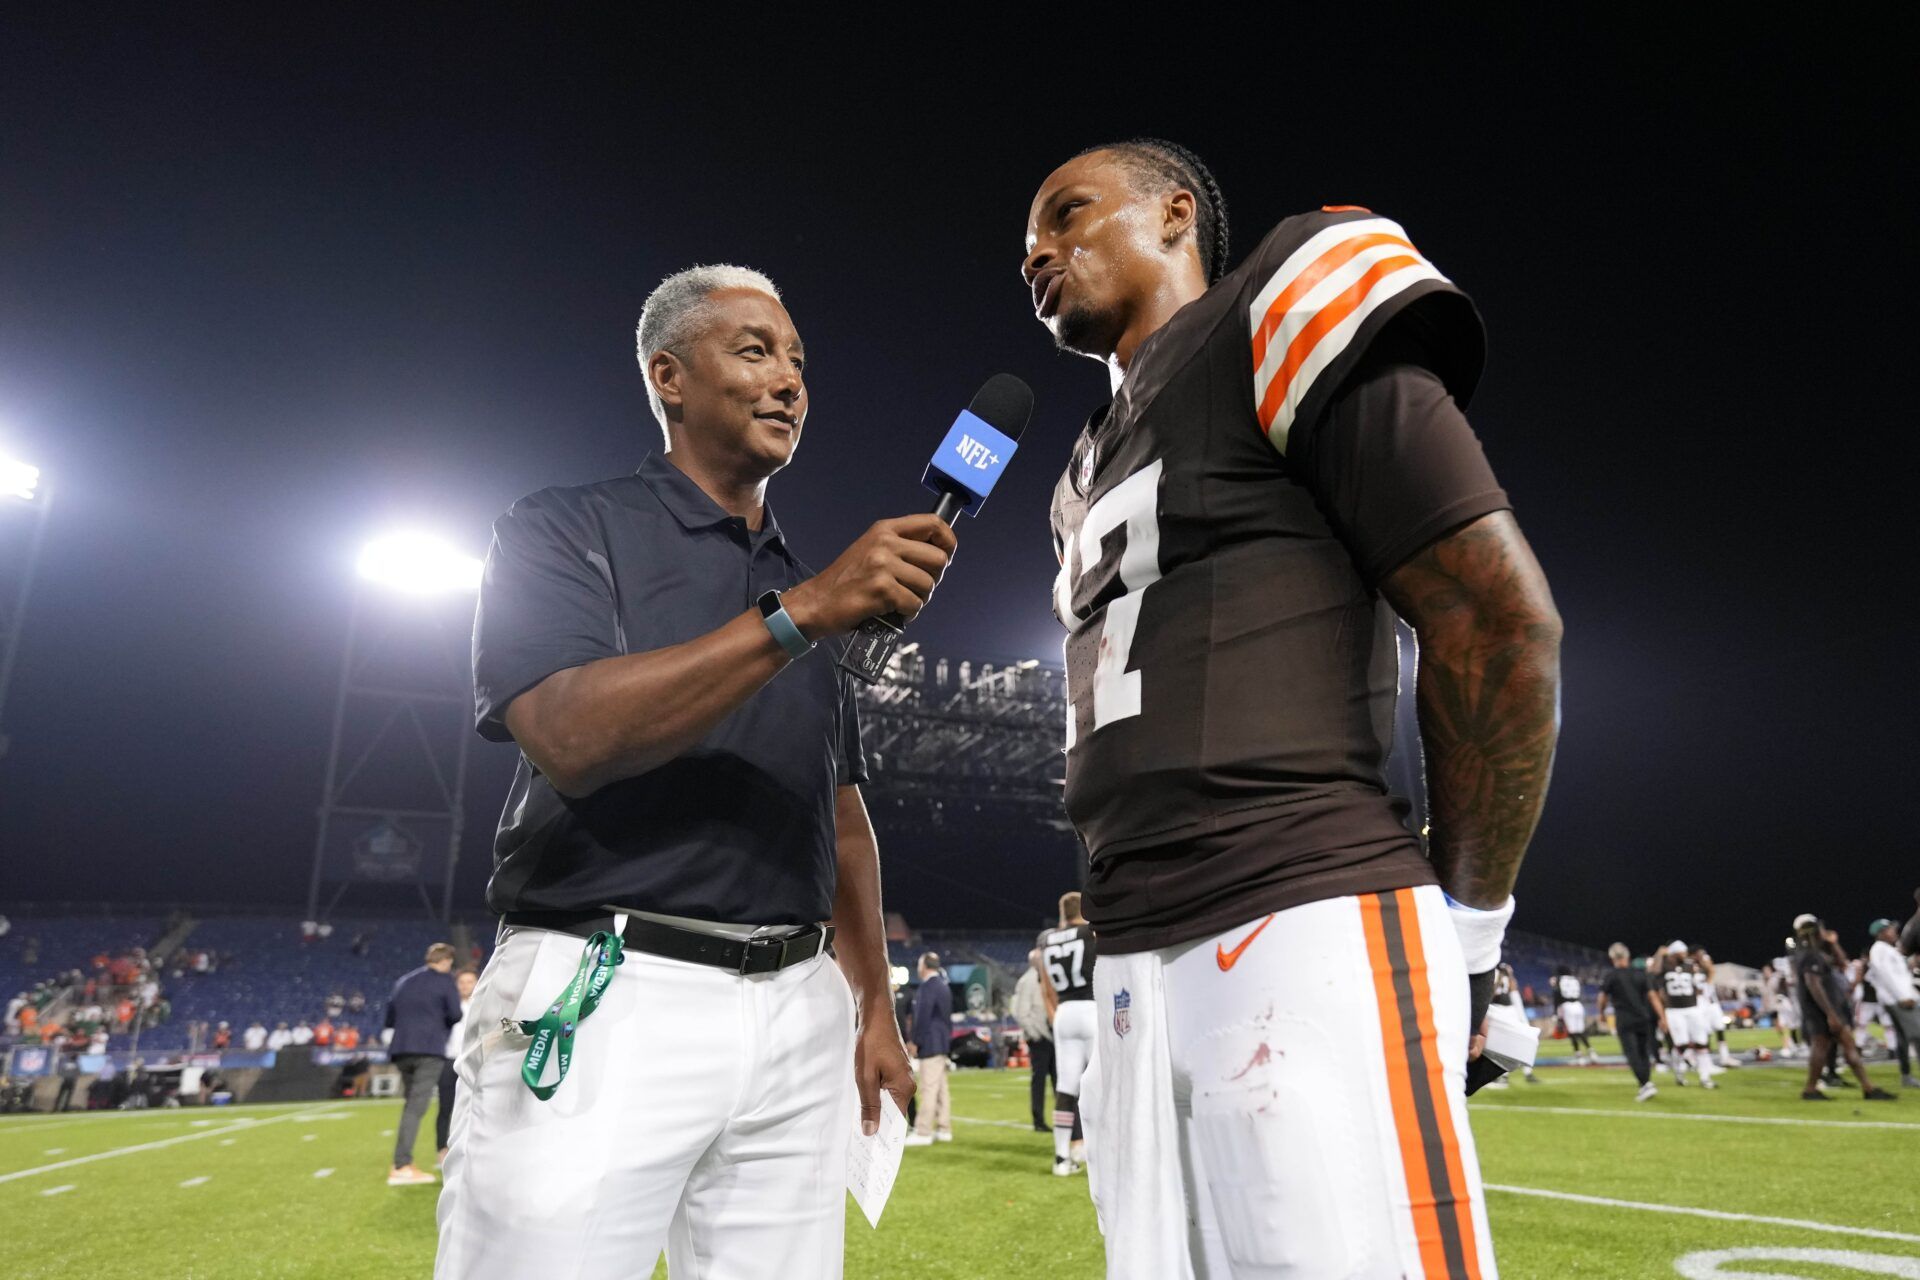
[[5, 1030, 1918, 1279]]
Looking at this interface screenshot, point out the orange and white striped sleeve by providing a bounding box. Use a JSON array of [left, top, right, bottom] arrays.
[[1247, 213, 1456, 456]]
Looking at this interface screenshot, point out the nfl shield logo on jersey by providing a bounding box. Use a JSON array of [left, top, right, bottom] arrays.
[[1078, 443, 1096, 491], [1112, 987, 1131, 1038]]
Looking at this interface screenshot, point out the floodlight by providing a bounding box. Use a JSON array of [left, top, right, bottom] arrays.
[[356, 533, 483, 594], [1, 457, 39, 501]]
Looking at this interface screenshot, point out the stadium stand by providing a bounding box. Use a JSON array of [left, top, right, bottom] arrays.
[[1, 909, 481, 1056], [147, 915, 457, 1051]]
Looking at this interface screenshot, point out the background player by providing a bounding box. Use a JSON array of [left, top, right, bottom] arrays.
[[1487, 962, 1537, 1087], [1037, 891, 1098, 1175], [1551, 965, 1594, 1065], [1765, 958, 1803, 1058], [1650, 941, 1716, 1089], [1024, 139, 1562, 1277], [1692, 947, 1737, 1068]]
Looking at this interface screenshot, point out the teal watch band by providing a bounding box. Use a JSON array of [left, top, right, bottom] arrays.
[[757, 590, 813, 660]]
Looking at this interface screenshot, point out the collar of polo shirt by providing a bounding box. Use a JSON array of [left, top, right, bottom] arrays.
[[636, 452, 788, 546]]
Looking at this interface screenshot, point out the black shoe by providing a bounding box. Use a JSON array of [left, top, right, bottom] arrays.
[[1864, 1088, 1897, 1101], [1800, 1090, 1832, 1100], [1032, 1123, 1051, 1132]]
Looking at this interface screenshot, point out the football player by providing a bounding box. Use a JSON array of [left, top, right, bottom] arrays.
[[1037, 891, 1099, 1175], [1023, 139, 1562, 1278], [1691, 947, 1738, 1068], [1488, 962, 1537, 1086], [1650, 942, 1717, 1089], [1550, 966, 1593, 1065]]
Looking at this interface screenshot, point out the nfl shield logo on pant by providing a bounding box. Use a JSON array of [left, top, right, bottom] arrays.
[[1113, 987, 1131, 1037]]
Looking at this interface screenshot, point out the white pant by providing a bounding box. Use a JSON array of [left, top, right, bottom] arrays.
[[436, 926, 855, 1279], [1666, 1005, 1715, 1047], [1082, 886, 1495, 1279], [1054, 999, 1097, 1096], [1558, 1002, 1586, 1036]]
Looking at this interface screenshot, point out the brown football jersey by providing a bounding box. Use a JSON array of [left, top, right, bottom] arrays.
[[1049, 209, 1507, 952]]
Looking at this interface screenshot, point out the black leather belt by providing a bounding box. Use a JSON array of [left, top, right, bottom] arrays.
[[501, 908, 834, 976]]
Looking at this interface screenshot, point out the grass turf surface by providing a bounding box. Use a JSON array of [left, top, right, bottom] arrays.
[[4, 1030, 1917, 1278]]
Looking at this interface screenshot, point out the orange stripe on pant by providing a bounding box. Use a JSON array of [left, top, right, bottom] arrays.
[[1392, 891, 1485, 1277], [1359, 890, 1483, 1279]]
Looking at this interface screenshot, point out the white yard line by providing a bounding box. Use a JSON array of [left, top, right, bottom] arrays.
[[1472, 1103, 1920, 1132], [0, 1102, 326, 1127], [42, 1148, 64, 1155], [953, 1115, 1037, 1131], [178, 1176, 209, 1187], [302, 1134, 317, 1141], [0, 1109, 344, 1185], [313, 1168, 334, 1179], [40, 1184, 75, 1196], [1485, 1184, 1920, 1244]]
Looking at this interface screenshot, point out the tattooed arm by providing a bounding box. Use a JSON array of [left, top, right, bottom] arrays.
[[1381, 510, 1562, 910]]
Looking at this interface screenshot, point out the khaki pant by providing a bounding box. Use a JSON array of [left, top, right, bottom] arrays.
[[914, 1053, 951, 1136]]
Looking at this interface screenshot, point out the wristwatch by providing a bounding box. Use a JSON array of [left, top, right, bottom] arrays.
[[757, 589, 814, 660]]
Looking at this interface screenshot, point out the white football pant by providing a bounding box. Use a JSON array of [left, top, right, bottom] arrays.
[[436, 925, 855, 1279], [1055, 999, 1097, 1095], [1558, 1001, 1586, 1037], [1082, 885, 1495, 1279]]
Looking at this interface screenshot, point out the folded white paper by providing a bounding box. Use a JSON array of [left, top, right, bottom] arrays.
[[847, 1091, 908, 1228], [1482, 1001, 1541, 1070]]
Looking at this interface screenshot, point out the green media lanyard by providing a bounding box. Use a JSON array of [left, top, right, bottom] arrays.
[[518, 931, 625, 1101]]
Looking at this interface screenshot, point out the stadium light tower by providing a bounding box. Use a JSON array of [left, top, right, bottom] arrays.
[[0, 455, 51, 761], [306, 532, 485, 924]]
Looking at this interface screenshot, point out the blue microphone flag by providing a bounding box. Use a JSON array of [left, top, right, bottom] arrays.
[[922, 410, 1019, 515]]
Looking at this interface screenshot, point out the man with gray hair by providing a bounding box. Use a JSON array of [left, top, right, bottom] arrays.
[[441, 264, 955, 1277], [1597, 942, 1659, 1101]]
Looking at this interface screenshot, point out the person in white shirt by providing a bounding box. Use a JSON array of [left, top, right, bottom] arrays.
[[291, 1020, 314, 1046], [1867, 918, 1920, 1088], [242, 1021, 268, 1052], [267, 1022, 294, 1052], [435, 968, 478, 1166]]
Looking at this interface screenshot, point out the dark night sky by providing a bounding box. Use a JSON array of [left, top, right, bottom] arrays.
[[0, 12, 1912, 962]]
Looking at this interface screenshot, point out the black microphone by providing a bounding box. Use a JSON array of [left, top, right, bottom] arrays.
[[837, 374, 1034, 684]]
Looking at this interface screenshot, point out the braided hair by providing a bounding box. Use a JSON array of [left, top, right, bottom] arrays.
[[1077, 138, 1231, 284]]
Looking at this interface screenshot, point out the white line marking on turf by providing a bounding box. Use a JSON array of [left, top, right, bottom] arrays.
[[1485, 1184, 1920, 1244], [0, 1102, 324, 1126], [1676, 1247, 1920, 1278], [219, 1139, 235, 1146], [179, 1176, 209, 1187], [43, 1148, 64, 1155], [302, 1134, 317, 1141], [313, 1168, 334, 1178], [41, 1184, 75, 1196], [0, 1109, 346, 1184], [1472, 1103, 1920, 1131], [953, 1116, 1036, 1131]]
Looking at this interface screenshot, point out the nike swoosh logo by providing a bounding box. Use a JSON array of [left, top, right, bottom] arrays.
[[1216, 914, 1277, 972]]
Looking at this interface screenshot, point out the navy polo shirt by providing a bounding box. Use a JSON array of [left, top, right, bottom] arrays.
[[472, 452, 865, 924]]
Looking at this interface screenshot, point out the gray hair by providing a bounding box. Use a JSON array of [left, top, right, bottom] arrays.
[[1608, 942, 1630, 962], [635, 264, 782, 432]]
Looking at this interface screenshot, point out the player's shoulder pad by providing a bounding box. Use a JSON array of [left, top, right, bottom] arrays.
[[1242, 206, 1486, 456]]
